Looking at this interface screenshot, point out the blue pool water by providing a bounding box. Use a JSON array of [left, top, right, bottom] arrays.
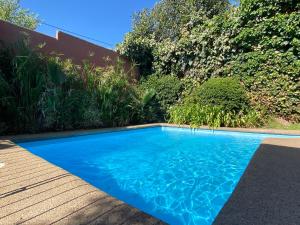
[[18, 127, 298, 225]]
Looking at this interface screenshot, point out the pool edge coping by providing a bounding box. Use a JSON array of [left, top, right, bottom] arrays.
[[2, 123, 300, 142]]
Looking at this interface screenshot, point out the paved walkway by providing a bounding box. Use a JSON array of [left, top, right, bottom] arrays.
[[0, 139, 166, 225]]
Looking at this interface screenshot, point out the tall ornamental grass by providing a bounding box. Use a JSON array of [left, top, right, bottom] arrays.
[[0, 41, 142, 134]]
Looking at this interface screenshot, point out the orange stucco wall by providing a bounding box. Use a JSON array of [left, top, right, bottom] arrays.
[[0, 20, 138, 79]]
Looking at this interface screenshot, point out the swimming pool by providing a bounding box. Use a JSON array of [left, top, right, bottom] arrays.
[[17, 126, 298, 225]]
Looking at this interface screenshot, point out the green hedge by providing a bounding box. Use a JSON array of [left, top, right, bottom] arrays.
[[139, 74, 182, 119], [168, 103, 264, 128], [189, 77, 249, 113], [224, 50, 300, 121]]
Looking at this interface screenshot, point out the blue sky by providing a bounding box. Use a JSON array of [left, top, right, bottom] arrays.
[[20, 0, 236, 49], [20, 0, 158, 49]]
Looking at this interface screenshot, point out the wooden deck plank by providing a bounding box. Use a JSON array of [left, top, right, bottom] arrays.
[[30, 195, 117, 225], [88, 204, 139, 225], [1, 179, 86, 217], [0, 163, 53, 180], [1, 169, 67, 192], [0, 176, 78, 206]]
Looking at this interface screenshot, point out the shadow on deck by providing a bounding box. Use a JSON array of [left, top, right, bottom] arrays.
[[214, 139, 300, 225]]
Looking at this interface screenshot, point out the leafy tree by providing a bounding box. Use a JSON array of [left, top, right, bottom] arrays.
[[119, 0, 300, 121], [117, 0, 230, 76], [234, 0, 300, 53], [239, 0, 300, 25], [153, 9, 238, 78], [225, 51, 300, 120], [0, 0, 39, 30], [142, 0, 230, 41], [224, 0, 300, 121]]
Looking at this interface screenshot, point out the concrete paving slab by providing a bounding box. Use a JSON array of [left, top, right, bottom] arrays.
[[214, 138, 300, 225]]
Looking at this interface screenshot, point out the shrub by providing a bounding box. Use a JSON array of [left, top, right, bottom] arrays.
[[168, 103, 224, 128], [168, 103, 264, 128], [139, 74, 182, 119], [40, 61, 141, 130], [169, 77, 263, 128], [0, 41, 48, 133], [189, 77, 249, 113], [38, 58, 92, 130], [224, 50, 300, 122], [96, 65, 140, 127], [137, 88, 161, 123], [0, 41, 142, 134]]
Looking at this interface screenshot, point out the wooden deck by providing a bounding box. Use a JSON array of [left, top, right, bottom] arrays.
[[0, 139, 166, 225]]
